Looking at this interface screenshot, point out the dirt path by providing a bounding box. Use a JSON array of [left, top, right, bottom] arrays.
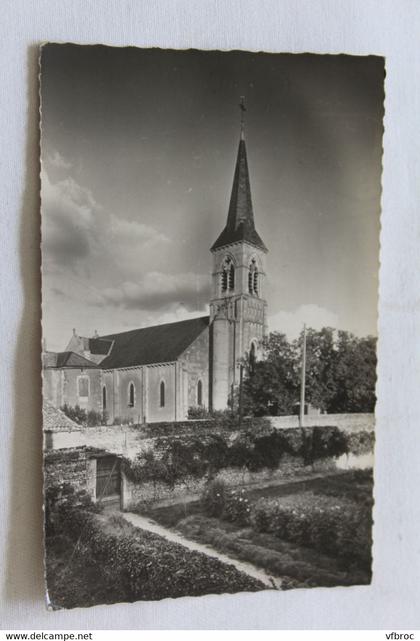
[[122, 511, 280, 590]]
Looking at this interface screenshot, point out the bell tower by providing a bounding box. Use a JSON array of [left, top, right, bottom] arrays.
[[210, 98, 268, 411]]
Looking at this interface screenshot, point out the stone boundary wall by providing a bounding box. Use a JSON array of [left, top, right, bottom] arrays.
[[44, 413, 374, 454], [44, 447, 88, 492], [76, 413, 375, 455], [122, 454, 342, 507], [43, 413, 375, 509], [268, 413, 375, 433]]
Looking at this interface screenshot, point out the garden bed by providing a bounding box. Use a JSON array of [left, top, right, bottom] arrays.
[[138, 470, 373, 589], [46, 510, 266, 609], [172, 514, 369, 588]]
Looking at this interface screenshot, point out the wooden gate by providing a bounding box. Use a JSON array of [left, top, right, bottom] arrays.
[[95, 455, 121, 508]]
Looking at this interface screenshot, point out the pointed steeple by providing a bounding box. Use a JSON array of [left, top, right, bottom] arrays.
[[211, 98, 267, 253]]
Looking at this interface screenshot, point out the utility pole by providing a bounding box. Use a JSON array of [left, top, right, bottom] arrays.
[[299, 323, 307, 428]]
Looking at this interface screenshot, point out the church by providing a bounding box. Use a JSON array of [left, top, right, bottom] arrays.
[[42, 106, 269, 423]]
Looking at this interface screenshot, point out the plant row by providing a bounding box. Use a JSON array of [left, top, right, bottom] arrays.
[[201, 479, 372, 571]]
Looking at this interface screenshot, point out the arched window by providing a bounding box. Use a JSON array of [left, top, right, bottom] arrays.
[[160, 380, 165, 408], [197, 379, 203, 406], [102, 385, 107, 410], [221, 256, 235, 293], [248, 259, 259, 296], [128, 382, 135, 408]]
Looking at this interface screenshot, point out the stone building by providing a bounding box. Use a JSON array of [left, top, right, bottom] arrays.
[[43, 110, 269, 423]]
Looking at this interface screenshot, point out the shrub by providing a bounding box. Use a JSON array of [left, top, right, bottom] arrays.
[[201, 483, 252, 527], [188, 406, 211, 419], [251, 493, 371, 570], [61, 403, 87, 425], [309, 426, 349, 462], [45, 482, 102, 537], [346, 431, 375, 456], [86, 409, 104, 426], [201, 479, 227, 517], [123, 426, 368, 487], [61, 403, 106, 427], [122, 450, 170, 485], [211, 408, 239, 425], [223, 488, 252, 526], [113, 416, 134, 425], [124, 434, 231, 487]]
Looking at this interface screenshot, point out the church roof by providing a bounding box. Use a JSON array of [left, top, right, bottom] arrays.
[[211, 137, 267, 253], [99, 315, 210, 369], [89, 337, 114, 355], [43, 351, 99, 369]]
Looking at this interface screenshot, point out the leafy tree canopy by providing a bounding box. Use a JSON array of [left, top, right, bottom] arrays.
[[240, 328, 376, 416]]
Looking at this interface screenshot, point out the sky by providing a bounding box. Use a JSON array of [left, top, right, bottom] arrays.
[[40, 45, 384, 351]]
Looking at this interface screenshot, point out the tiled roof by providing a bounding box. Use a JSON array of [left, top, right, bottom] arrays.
[[211, 138, 267, 252], [99, 315, 210, 369], [42, 401, 81, 432], [43, 351, 99, 369]]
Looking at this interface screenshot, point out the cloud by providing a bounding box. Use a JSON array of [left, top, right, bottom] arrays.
[[98, 271, 210, 312], [42, 173, 97, 268], [41, 169, 172, 277], [106, 215, 171, 275], [108, 215, 169, 248], [269, 304, 339, 339]]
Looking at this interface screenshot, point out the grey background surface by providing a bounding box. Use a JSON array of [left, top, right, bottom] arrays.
[[1, 0, 419, 630]]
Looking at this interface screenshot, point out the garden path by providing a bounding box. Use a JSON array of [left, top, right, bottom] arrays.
[[122, 511, 280, 589]]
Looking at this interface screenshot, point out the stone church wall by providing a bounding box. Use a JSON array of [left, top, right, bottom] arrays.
[[102, 370, 115, 422], [43, 369, 62, 409], [146, 363, 177, 423], [181, 328, 209, 410], [113, 367, 144, 424], [43, 368, 103, 413], [101, 363, 179, 424]]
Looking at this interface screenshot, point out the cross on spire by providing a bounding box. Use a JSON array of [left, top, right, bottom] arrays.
[[210, 97, 267, 253], [239, 96, 246, 140]]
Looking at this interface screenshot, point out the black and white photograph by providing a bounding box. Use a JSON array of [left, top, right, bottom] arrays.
[[40, 44, 384, 609]]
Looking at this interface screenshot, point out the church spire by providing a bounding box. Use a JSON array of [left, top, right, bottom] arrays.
[[239, 95, 246, 141], [211, 98, 267, 253]]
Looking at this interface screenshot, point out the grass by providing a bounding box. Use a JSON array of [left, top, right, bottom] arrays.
[[138, 470, 373, 589], [245, 469, 373, 503]]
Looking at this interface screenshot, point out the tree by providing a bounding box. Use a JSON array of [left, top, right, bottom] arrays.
[[328, 332, 377, 413], [294, 327, 339, 412], [241, 332, 299, 416], [240, 328, 377, 416]]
